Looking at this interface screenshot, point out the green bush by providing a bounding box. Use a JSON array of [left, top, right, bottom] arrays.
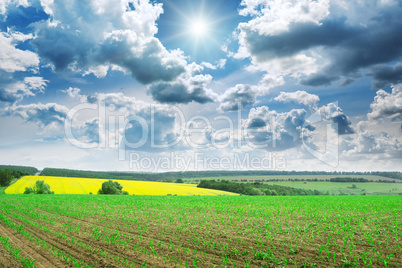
[[0, 169, 12, 187], [23, 187, 34, 194], [98, 180, 127, 195], [23, 180, 54, 194]]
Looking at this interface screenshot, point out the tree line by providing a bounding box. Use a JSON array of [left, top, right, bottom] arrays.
[[197, 180, 325, 196], [0, 168, 32, 187], [0, 165, 38, 175], [330, 177, 369, 183], [40, 167, 402, 181]]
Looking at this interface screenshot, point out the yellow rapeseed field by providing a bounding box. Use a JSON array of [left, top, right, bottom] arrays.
[[5, 176, 238, 196]]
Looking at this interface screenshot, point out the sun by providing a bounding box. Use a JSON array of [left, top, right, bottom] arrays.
[[191, 20, 208, 37]]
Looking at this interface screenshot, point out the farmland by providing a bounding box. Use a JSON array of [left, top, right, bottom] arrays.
[[182, 174, 399, 183], [5, 176, 237, 196], [0, 195, 401, 267], [260, 181, 402, 195]]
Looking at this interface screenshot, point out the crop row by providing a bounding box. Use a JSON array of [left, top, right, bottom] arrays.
[[0, 195, 401, 267]]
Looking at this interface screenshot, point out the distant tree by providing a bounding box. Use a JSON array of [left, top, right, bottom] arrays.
[[0, 169, 12, 187], [23, 187, 35, 194], [175, 178, 184, 183], [98, 180, 127, 195], [23, 180, 54, 194]]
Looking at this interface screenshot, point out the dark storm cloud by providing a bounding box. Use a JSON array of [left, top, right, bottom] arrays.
[[241, 4, 402, 87], [368, 64, 402, 89], [303, 9, 402, 86], [244, 18, 358, 61]]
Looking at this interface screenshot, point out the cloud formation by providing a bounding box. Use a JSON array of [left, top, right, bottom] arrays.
[[274, 90, 319, 106], [26, 0, 216, 104], [341, 121, 401, 158], [218, 84, 257, 112], [2, 102, 68, 127], [243, 106, 315, 151], [218, 75, 285, 112], [236, 0, 402, 88], [319, 103, 355, 135], [148, 64, 217, 104], [368, 84, 402, 121], [368, 64, 402, 89], [0, 77, 48, 102]]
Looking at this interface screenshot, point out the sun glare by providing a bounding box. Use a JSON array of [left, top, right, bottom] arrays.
[[191, 20, 208, 37]]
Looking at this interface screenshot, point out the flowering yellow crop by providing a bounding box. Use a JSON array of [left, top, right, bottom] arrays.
[[5, 176, 238, 196]]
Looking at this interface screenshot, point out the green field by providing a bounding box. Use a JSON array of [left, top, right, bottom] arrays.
[[260, 181, 402, 195], [182, 174, 397, 183], [0, 195, 401, 267], [181, 176, 402, 195]]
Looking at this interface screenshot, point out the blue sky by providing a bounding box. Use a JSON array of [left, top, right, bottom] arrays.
[[0, 0, 401, 172]]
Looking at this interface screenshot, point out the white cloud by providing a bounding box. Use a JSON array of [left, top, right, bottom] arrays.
[[0, 31, 39, 73], [28, 1, 217, 103], [218, 74, 285, 112], [274, 90, 319, 106], [242, 106, 316, 151], [341, 120, 401, 158], [0, 0, 29, 15], [368, 84, 402, 121], [2, 102, 68, 128], [218, 84, 258, 112], [148, 63, 218, 104], [318, 103, 355, 135], [1, 77, 48, 102], [239, 0, 330, 36], [201, 59, 227, 70], [62, 87, 88, 103]]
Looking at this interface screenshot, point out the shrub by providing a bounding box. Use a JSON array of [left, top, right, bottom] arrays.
[[23, 187, 35, 194], [175, 178, 184, 183], [23, 180, 54, 194], [98, 180, 127, 195]]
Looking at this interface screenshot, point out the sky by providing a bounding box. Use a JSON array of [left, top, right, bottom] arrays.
[[0, 0, 401, 172]]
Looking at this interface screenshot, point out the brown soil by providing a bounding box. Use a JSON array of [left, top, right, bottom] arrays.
[[0, 243, 23, 268], [0, 222, 64, 268]]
